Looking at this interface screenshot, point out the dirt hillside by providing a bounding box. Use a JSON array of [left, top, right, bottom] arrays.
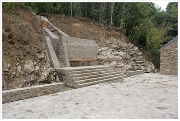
[[2, 6, 57, 90], [48, 15, 131, 47]]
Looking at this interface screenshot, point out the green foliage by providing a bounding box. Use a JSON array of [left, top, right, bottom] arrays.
[[3, 2, 17, 10]]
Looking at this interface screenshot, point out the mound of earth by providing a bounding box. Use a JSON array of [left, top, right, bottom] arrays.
[[48, 15, 131, 46], [2, 6, 58, 90]]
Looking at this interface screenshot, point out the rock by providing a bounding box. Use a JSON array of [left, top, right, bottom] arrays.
[[7, 64, 11, 68], [150, 112, 160, 118], [38, 67, 53, 82], [104, 62, 111, 66], [55, 75, 60, 82], [38, 70, 49, 82], [146, 67, 151, 73], [97, 55, 108, 60], [133, 46, 138, 50], [33, 62, 37, 66], [24, 59, 34, 74], [110, 61, 117, 67], [108, 57, 116, 62], [122, 52, 130, 59], [34, 66, 40, 75], [30, 74, 37, 82], [25, 74, 37, 86], [111, 45, 117, 49], [101, 47, 108, 51], [101, 51, 107, 55], [17, 66, 21, 72], [117, 62, 124, 68], [36, 53, 46, 60], [140, 66, 146, 71], [26, 75, 31, 84]]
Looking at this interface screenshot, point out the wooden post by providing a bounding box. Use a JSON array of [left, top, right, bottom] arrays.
[[44, 21, 47, 28]]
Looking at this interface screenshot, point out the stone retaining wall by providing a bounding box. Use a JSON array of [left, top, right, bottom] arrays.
[[2, 82, 65, 104]]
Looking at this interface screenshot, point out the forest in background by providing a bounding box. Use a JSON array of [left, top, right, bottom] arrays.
[[3, 2, 178, 69]]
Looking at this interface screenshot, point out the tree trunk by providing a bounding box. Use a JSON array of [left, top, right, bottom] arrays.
[[110, 2, 115, 26], [99, 3, 102, 23], [70, 2, 72, 17], [85, 3, 87, 17], [101, 3, 104, 23], [92, 2, 94, 21], [45, 3, 50, 14], [37, 3, 39, 13]]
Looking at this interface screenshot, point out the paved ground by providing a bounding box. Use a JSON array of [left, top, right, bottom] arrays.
[[2, 73, 178, 119]]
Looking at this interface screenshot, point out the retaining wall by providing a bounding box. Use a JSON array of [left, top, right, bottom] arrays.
[[44, 35, 60, 68], [2, 82, 65, 104], [62, 36, 97, 60]]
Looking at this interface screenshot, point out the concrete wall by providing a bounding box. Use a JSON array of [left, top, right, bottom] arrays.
[[44, 36, 60, 69], [62, 36, 97, 60], [160, 38, 178, 75], [59, 35, 70, 67], [43, 27, 59, 55]]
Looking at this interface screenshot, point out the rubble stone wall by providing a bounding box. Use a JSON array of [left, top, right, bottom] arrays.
[[2, 82, 65, 104], [97, 43, 156, 74], [160, 38, 178, 75]]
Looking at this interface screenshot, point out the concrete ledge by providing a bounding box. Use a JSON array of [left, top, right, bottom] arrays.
[[2, 82, 65, 104], [44, 36, 60, 68], [59, 36, 70, 67], [126, 70, 144, 77]]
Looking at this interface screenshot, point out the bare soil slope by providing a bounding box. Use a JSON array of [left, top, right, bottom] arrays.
[[2, 6, 51, 90], [48, 15, 131, 47]]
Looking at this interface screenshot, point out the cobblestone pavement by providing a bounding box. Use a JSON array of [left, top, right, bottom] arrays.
[[2, 73, 178, 119]]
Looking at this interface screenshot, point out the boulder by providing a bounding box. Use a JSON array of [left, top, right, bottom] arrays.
[[24, 59, 34, 74], [104, 62, 111, 66], [110, 61, 117, 67], [97, 55, 108, 60], [38, 67, 54, 82], [17, 66, 21, 73], [34, 66, 40, 75], [36, 53, 46, 60]]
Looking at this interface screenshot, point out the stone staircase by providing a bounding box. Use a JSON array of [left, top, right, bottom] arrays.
[[59, 59, 66, 68], [56, 54, 66, 68], [61, 65, 126, 88]]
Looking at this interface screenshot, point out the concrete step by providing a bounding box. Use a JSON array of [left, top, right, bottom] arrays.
[[77, 76, 125, 88], [72, 68, 117, 74], [75, 72, 123, 80], [71, 66, 113, 72], [75, 74, 125, 84], [74, 70, 123, 77]]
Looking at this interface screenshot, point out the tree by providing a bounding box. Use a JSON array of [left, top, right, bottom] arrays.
[[45, 2, 50, 14], [92, 2, 94, 21], [110, 2, 115, 26], [166, 2, 178, 13], [70, 2, 72, 17]]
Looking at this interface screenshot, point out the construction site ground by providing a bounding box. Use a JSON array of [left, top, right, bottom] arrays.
[[2, 73, 178, 119]]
